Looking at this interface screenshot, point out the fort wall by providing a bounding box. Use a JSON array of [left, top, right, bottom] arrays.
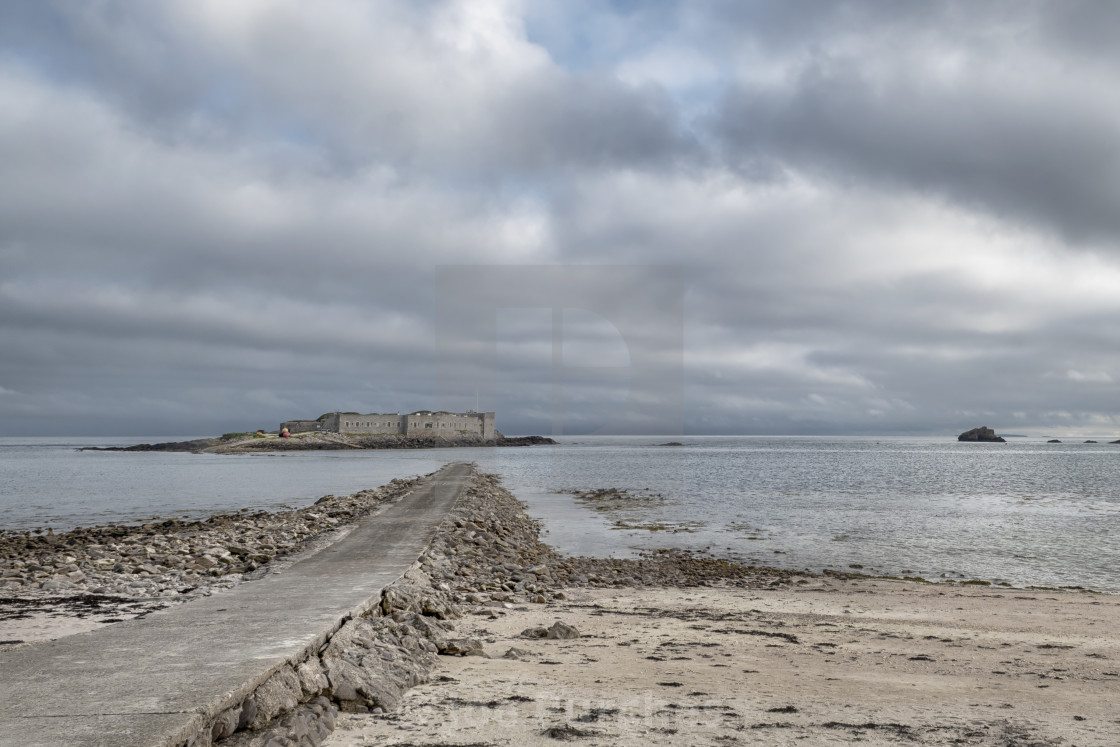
[[282, 410, 495, 440]]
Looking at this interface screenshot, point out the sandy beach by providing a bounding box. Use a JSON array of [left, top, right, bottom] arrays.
[[325, 579, 1120, 746]]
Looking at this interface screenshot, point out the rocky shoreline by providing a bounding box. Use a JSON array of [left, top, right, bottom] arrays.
[[0, 471, 796, 647], [0, 478, 426, 642]]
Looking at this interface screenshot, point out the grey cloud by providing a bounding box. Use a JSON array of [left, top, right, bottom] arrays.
[[3, 0, 1120, 436], [709, 0, 1120, 245], [715, 65, 1120, 245], [0, 1, 698, 182]]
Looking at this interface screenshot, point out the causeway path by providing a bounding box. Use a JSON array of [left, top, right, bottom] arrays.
[[0, 461, 474, 747]]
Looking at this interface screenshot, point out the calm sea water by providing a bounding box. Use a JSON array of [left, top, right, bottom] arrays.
[[2, 435, 1117, 592]]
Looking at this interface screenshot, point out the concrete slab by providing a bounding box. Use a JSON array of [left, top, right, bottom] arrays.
[[0, 462, 474, 747]]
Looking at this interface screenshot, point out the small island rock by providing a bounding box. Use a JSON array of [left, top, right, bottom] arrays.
[[1047, 439, 1062, 443], [957, 427, 1006, 443]]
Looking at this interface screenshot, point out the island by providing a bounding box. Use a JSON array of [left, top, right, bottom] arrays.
[[957, 426, 1006, 443], [82, 409, 558, 453]]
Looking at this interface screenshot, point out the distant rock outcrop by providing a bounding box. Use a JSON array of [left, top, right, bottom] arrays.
[[1085, 440, 1098, 444], [1047, 439, 1062, 443], [957, 427, 1006, 443]]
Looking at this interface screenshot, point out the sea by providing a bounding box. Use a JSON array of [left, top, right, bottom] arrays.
[[2, 435, 1118, 593]]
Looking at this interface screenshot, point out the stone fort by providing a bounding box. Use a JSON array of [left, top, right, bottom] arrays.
[[281, 410, 496, 440]]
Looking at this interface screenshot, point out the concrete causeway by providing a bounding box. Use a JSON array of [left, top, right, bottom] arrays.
[[0, 462, 474, 747]]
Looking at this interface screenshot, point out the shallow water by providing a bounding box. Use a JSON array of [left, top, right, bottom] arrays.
[[2, 435, 1118, 592]]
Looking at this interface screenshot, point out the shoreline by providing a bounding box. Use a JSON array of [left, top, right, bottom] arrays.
[[3, 471, 1119, 745]]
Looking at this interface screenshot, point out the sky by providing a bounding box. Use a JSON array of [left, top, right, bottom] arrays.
[[2, 0, 1120, 437]]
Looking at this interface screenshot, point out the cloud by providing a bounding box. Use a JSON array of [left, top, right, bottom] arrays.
[[2, 0, 1120, 435], [710, 1, 1120, 246]]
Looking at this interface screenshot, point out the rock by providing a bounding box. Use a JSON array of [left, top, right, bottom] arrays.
[[497, 435, 559, 447], [210, 705, 241, 741], [1048, 439, 1062, 443], [236, 698, 258, 731], [387, 611, 453, 652], [521, 621, 580, 640], [542, 724, 599, 740], [295, 657, 330, 697], [380, 568, 458, 619], [220, 695, 337, 747], [503, 647, 532, 660], [957, 427, 1006, 442], [243, 667, 302, 730], [321, 617, 438, 713], [439, 638, 485, 656], [1085, 440, 1098, 444], [39, 579, 72, 591], [545, 621, 580, 639]]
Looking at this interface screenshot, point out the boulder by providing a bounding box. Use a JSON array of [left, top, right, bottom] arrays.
[[242, 668, 302, 730], [957, 427, 1006, 443], [380, 567, 459, 619], [521, 621, 580, 640], [321, 617, 438, 713], [1047, 439, 1062, 443], [439, 638, 485, 656], [545, 621, 580, 639]]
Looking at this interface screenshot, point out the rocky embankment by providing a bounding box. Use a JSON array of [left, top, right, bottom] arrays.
[[0, 477, 423, 618], [2, 470, 795, 747]]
